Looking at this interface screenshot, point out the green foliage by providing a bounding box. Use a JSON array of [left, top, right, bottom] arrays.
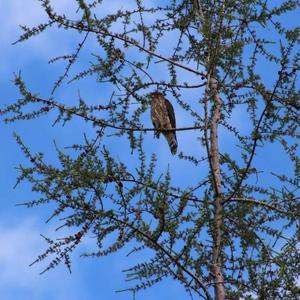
[[1, 0, 300, 299]]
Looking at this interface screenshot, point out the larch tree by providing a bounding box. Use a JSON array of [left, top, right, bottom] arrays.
[[1, 0, 300, 299]]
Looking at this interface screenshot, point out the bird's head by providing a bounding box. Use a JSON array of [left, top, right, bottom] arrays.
[[150, 92, 164, 99]]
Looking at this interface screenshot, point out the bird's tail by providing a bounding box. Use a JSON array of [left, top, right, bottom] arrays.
[[165, 132, 177, 155]]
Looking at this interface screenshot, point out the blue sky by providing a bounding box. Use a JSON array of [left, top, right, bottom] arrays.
[[0, 1, 192, 299], [1, 1, 299, 300]]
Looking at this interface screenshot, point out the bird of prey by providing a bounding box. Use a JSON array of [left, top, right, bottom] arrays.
[[150, 92, 178, 155]]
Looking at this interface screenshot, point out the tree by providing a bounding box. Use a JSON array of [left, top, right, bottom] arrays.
[[1, 0, 300, 299]]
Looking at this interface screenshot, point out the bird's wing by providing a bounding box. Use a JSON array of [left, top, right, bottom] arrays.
[[164, 98, 176, 129]]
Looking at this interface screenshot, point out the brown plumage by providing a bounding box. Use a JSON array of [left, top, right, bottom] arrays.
[[150, 92, 178, 155]]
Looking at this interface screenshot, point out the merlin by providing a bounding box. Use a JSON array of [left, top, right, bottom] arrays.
[[150, 92, 178, 155]]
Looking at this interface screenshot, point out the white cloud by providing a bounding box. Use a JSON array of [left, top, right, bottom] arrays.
[[0, 217, 42, 287], [0, 0, 78, 72], [0, 215, 93, 300], [1, 0, 76, 31]]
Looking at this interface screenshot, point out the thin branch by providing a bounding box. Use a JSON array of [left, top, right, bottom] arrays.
[[50, 31, 89, 97], [105, 213, 212, 300], [226, 197, 292, 216], [31, 95, 205, 132], [47, 13, 207, 78], [224, 47, 293, 204]]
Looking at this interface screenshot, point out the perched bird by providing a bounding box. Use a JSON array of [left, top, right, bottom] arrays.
[[150, 92, 178, 155]]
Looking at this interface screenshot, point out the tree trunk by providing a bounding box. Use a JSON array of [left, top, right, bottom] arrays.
[[210, 81, 225, 300]]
